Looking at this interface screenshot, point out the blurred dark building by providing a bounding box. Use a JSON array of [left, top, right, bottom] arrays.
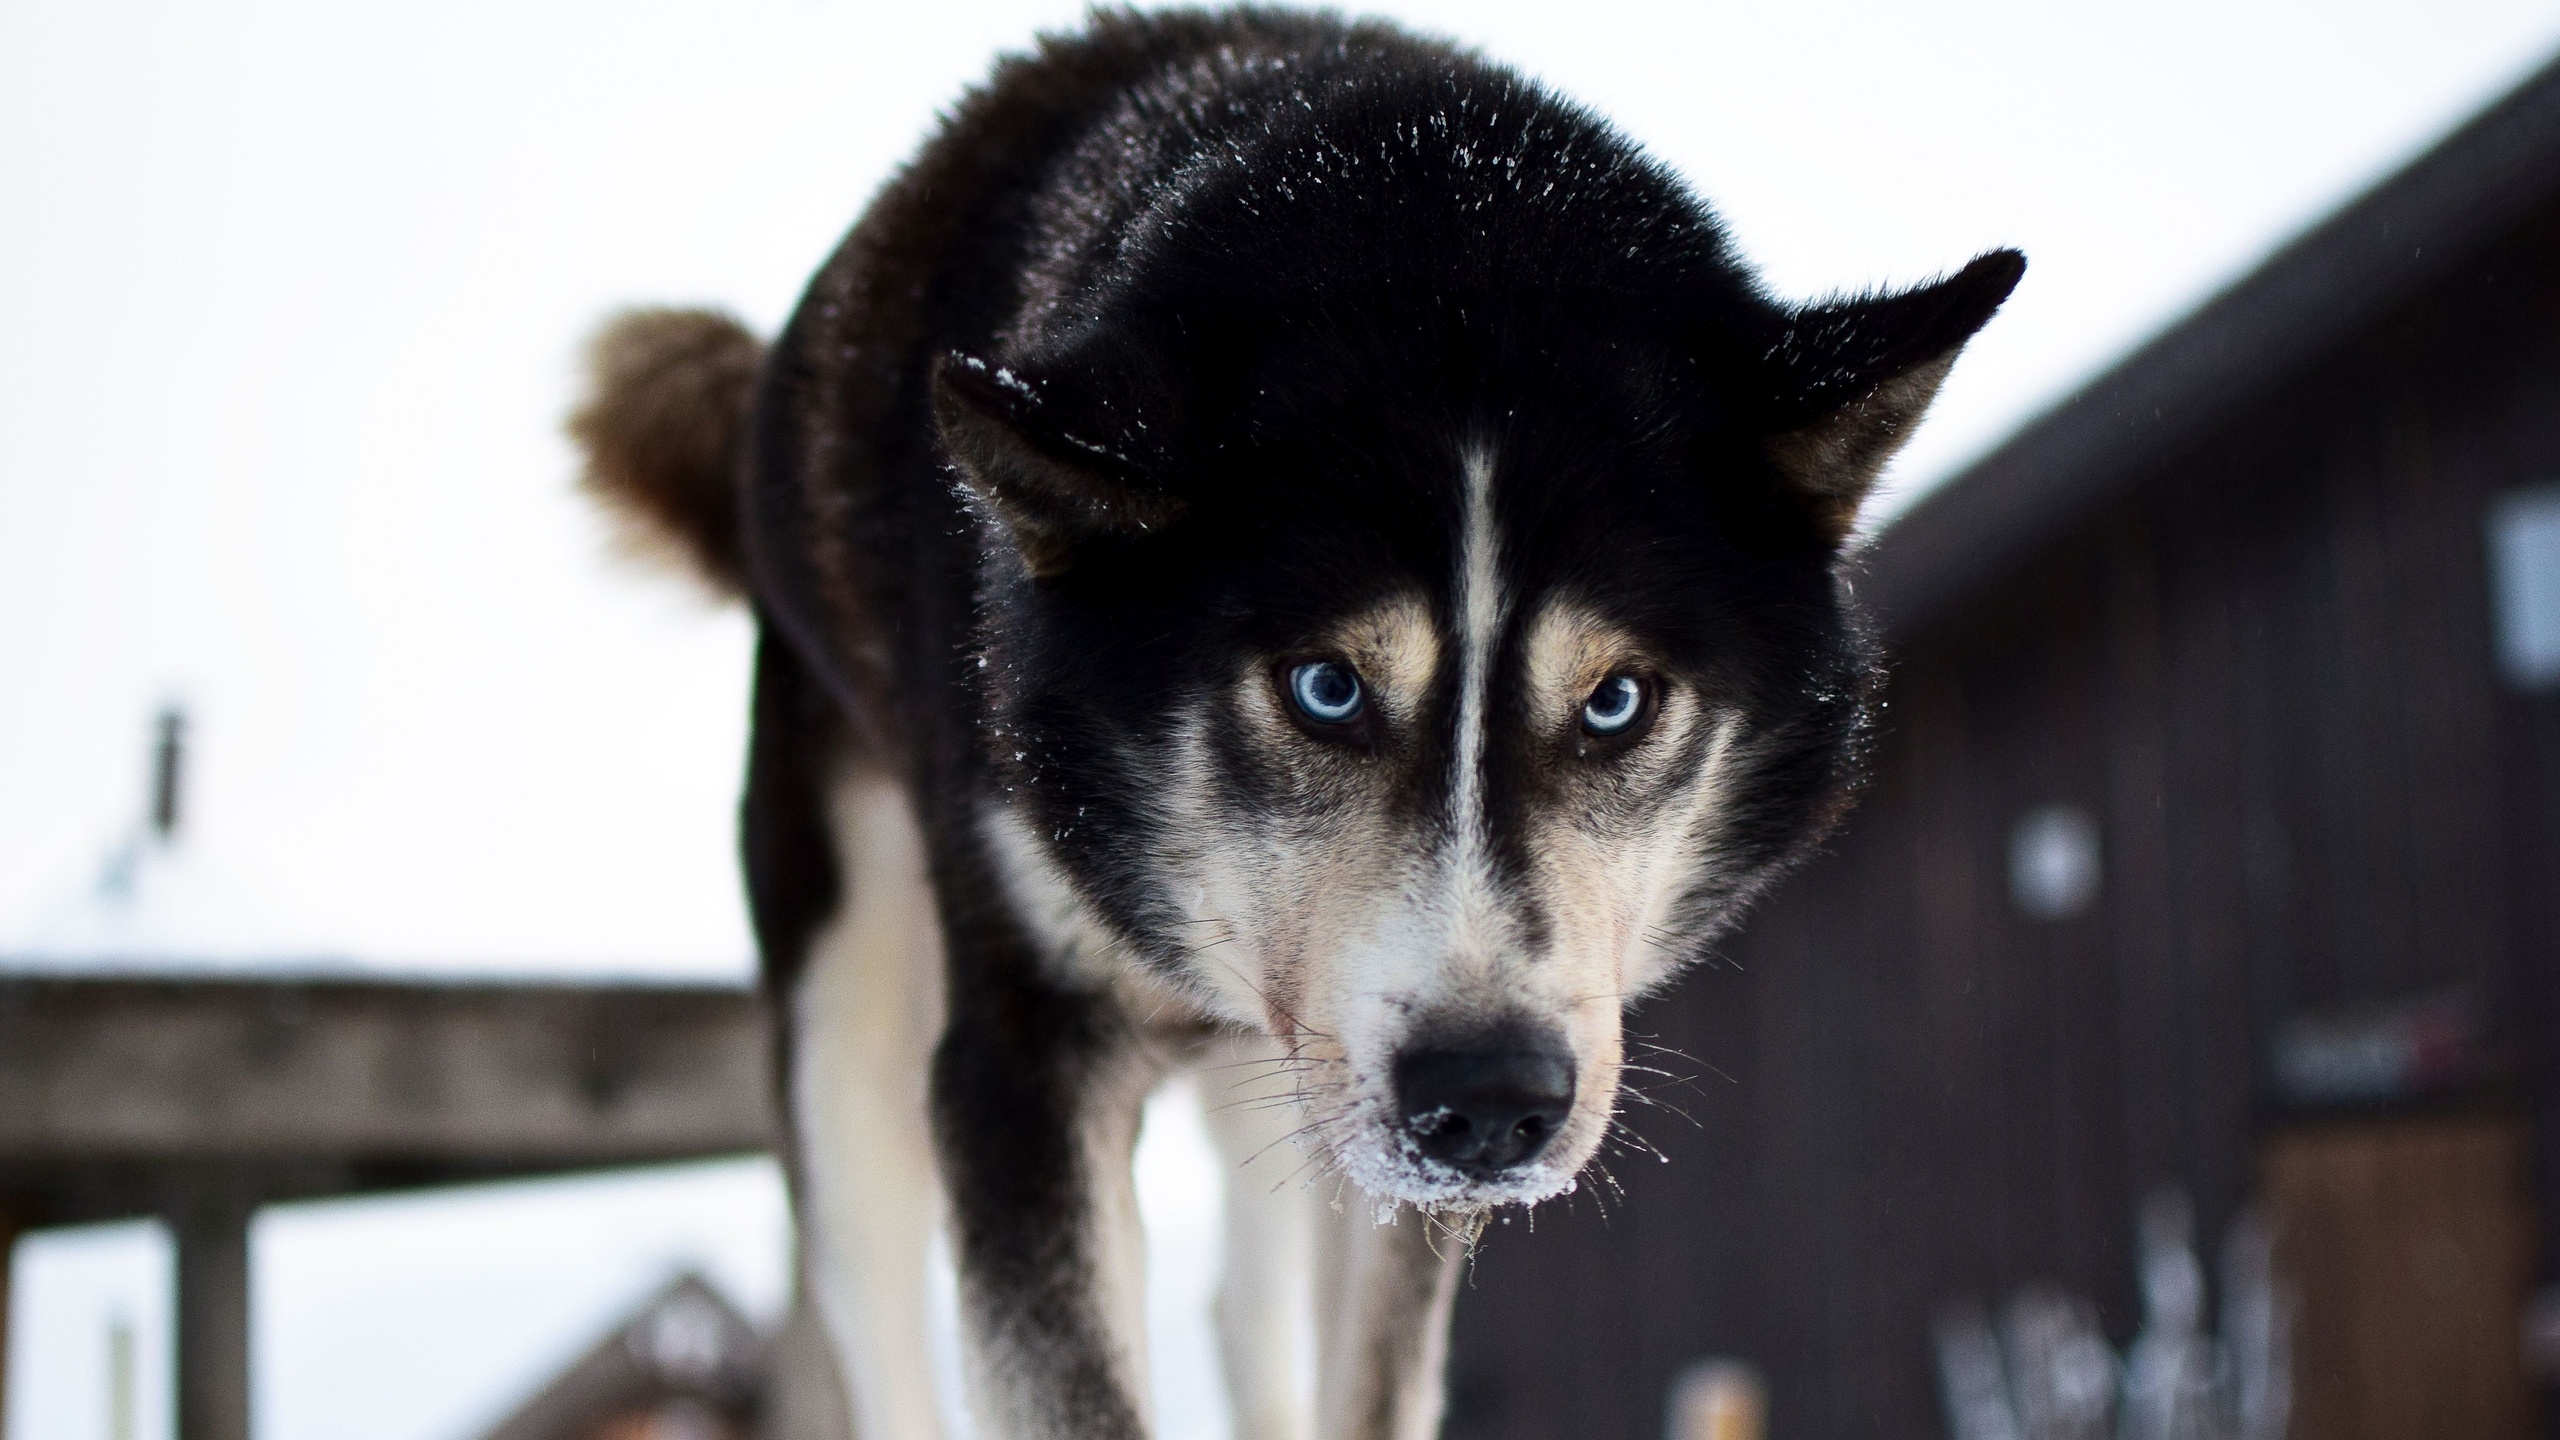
[[479, 1273, 766, 1440], [1448, 48, 2560, 1440], [468, 1271, 858, 1440]]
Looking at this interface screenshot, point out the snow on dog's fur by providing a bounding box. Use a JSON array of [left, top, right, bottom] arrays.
[[574, 10, 2018, 1439]]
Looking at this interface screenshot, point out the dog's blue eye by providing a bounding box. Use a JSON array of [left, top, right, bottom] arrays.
[[1288, 661, 1366, 724], [1581, 675, 1645, 736]]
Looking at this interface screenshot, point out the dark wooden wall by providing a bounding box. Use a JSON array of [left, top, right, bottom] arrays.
[[1445, 202, 2560, 1440]]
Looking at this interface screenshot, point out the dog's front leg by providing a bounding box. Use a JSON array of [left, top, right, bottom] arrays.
[[1201, 1035, 1319, 1440], [932, 978, 1158, 1440], [1314, 1200, 1467, 1440]]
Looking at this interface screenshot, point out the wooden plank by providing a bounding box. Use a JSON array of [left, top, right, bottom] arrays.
[[0, 977, 774, 1170], [2266, 1115, 2535, 1440]]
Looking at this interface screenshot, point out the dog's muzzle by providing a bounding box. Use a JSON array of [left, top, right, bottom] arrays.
[[1392, 1026, 1576, 1177]]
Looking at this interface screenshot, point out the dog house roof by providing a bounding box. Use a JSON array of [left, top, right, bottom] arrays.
[[1860, 48, 2560, 640]]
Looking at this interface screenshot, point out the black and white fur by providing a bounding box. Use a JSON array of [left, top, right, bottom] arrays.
[[572, 10, 2019, 1439]]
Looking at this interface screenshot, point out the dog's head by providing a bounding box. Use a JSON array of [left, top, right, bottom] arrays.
[[941, 76, 2019, 1209]]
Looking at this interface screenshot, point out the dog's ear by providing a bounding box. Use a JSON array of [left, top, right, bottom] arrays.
[[933, 353, 1182, 579], [1755, 249, 2024, 542]]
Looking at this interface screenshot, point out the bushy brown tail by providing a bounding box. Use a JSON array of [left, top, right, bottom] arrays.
[[569, 307, 765, 597]]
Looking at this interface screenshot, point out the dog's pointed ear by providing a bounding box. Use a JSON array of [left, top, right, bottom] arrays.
[[933, 353, 1183, 579], [1759, 249, 2024, 540]]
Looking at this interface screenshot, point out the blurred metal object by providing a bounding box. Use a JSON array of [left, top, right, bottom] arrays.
[[2272, 989, 2485, 1109], [1998, 1287, 2114, 1440], [1936, 1289, 2116, 1440], [151, 704, 187, 842], [2119, 1191, 2223, 1440], [1934, 1298, 2023, 1440], [1665, 1358, 1766, 1440], [1932, 1193, 2290, 1440], [2487, 481, 2560, 688], [17, 706, 337, 967], [2216, 1211, 2290, 1440]]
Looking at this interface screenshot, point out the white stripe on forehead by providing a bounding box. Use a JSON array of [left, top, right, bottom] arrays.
[[1450, 444, 1505, 859]]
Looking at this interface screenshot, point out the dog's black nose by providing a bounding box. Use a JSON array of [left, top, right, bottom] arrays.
[[1394, 1042, 1576, 1175]]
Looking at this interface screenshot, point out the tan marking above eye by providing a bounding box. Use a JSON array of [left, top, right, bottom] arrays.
[[1521, 599, 1651, 733], [1339, 594, 1438, 721], [1257, 593, 1439, 729]]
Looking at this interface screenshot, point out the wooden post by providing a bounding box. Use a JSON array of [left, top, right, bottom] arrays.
[[0, 1200, 21, 1432], [172, 1187, 253, 1440]]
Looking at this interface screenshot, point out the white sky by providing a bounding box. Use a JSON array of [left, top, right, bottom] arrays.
[[7, 1, 2560, 1437]]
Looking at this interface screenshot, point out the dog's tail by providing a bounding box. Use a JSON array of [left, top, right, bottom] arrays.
[[569, 307, 765, 598]]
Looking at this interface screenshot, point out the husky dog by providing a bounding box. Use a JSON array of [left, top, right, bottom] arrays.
[[573, 10, 2017, 1440]]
